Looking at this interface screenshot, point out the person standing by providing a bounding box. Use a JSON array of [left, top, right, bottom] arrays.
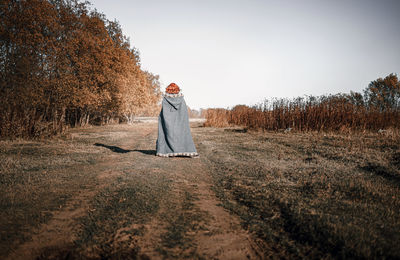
[[156, 83, 199, 158]]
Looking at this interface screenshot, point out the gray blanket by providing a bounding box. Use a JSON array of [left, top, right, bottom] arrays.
[[156, 94, 198, 157]]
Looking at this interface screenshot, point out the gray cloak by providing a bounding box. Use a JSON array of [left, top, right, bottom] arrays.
[[156, 93, 198, 157]]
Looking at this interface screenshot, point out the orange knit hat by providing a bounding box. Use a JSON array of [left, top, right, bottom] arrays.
[[166, 83, 180, 94]]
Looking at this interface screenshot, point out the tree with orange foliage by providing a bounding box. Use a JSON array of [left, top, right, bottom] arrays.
[[0, 0, 161, 138], [364, 73, 400, 111]]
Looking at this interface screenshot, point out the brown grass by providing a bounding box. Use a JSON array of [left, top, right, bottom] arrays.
[[197, 126, 400, 258]]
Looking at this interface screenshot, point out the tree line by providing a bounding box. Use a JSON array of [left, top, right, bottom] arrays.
[[205, 73, 400, 132], [0, 0, 161, 139]]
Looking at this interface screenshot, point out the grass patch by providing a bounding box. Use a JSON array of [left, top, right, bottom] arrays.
[[198, 128, 400, 258]]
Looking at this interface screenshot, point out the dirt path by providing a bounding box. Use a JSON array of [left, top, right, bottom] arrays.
[[188, 170, 261, 259], [5, 123, 261, 259], [134, 147, 261, 259]]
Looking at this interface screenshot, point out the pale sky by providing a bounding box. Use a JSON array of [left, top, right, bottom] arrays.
[[89, 0, 400, 109]]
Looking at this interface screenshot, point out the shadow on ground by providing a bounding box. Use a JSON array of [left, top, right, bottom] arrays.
[[359, 162, 400, 184], [134, 149, 156, 155], [94, 143, 157, 156], [94, 143, 133, 153]]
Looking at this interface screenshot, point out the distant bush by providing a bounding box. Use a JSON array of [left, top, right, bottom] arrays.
[[203, 108, 230, 127]]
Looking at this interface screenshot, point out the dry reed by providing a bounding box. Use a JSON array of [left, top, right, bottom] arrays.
[[205, 95, 400, 133]]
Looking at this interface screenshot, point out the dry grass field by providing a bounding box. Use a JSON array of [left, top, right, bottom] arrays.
[[0, 122, 399, 259]]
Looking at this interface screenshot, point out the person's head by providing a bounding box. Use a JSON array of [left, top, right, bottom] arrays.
[[166, 83, 180, 94]]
